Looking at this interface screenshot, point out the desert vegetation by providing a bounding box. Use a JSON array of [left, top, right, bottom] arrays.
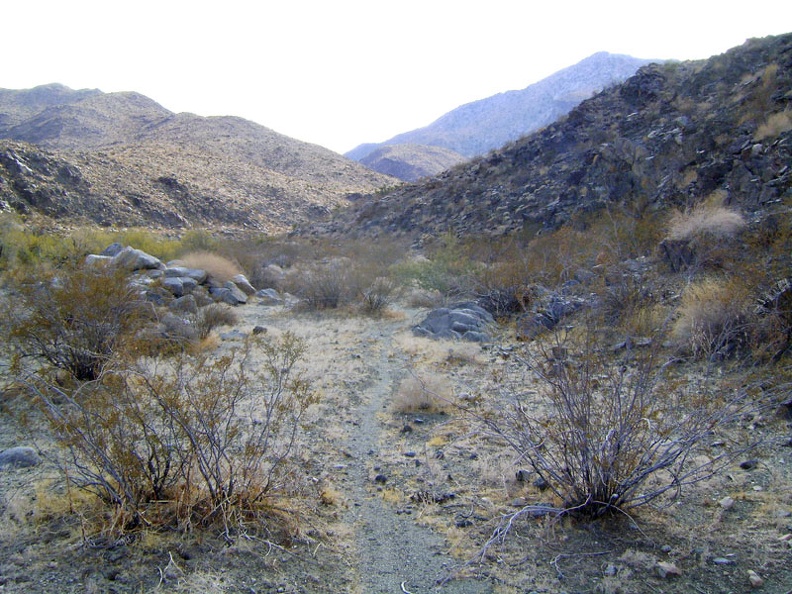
[[1, 189, 790, 591]]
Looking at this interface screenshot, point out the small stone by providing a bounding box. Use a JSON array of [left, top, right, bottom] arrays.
[[515, 469, 530, 482], [655, 561, 681, 578], [434, 450, 445, 460], [712, 557, 735, 565], [252, 325, 267, 335], [533, 476, 550, 491], [374, 474, 388, 484], [603, 564, 618, 576], [719, 496, 735, 510], [740, 459, 758, 470], [400, 424, 413, 434], [661, 545, 672, 553], [747, 569, 763, 588], [404, 451, 416, 458]]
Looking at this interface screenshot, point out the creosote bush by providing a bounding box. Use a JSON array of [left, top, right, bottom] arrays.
[[14, 333, 316, 537], [2, 264, 150, 382], [485, 324, 761, 521]]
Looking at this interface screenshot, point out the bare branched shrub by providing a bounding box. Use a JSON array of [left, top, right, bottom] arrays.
[[672, 277, 751, 359], [360, 276, 399, 314], [485, 326, 762, 521], [11, 333, 316, 536], [285, 258, 362, 310], [190, 304, 239, 339], [2, 265, 149, 381]]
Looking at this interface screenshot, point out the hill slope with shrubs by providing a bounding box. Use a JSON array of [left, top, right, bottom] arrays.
[[0, 84, 395, 232], [317, 34, 792, 241]]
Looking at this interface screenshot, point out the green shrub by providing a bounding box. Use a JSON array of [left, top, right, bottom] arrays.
[[2, 264, 149, 381]]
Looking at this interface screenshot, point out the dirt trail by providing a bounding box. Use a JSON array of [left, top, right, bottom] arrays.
[[339, 322, 491, 594], [244, 304, 493, 593]]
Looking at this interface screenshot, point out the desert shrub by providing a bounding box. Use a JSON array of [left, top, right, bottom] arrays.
[[388, 233, 478, 299], [190, 304, 239, 340], [485, 326, 761, 521], [13, 333, 316, 536], [360, 276, 400, 314], [286, 259, 352, 309], [392, 374, 452, 414], [2, 264, 149, 382], [177, 251, 243, 284], [672, 277, 751, 359]]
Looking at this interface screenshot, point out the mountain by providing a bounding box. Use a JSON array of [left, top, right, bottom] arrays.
[[357, 144, 466, 182], [0, 85, 395, 232], [308, 34, 792, 240], [345, 52, 656, 179]]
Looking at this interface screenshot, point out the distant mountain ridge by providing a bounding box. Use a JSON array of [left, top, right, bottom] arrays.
[[310, 34, 792, 241], [0, 84, 395, 231], [346, 52, 656, 175]]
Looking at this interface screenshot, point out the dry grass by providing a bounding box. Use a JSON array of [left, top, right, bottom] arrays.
[[672, 277, 751, 357], [755, 110, 792, 140], [176, 251, 243, 284], [391, 374, 453, 414], [667, 204, 746, 243]]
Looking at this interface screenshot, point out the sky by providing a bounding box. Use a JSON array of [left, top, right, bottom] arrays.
[[3, 1, 791, 154]]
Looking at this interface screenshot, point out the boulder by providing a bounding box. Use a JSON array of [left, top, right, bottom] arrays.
[[112, 246, 164, 271], [84, 254, 113, 268], [414, 302, 494, 342], [100, 242, 125, 257], [256, 288, 284, 305], [165, 266, 207, 284], [210, 284, 248, 306], [231, 274, 256, 296], [0, 446, 41, 470]]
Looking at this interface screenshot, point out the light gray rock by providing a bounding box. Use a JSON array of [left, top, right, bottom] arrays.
[[256, 288, 283, 305], [84, 254, 113, 268], [231, 274, 256, 296], [0, 446, 41, 470], [112, 246, 164, 271]]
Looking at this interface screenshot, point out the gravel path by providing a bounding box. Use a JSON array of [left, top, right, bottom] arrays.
[[339, 322, 492, 594]]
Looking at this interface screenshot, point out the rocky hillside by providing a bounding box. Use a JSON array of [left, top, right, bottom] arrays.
[[312, 34, 792, 240], [346, 52, 654, 176], [0, 85, 395, 232], [357, 143, 466, 182]]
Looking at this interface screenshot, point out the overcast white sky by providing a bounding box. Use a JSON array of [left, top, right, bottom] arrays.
[[3, 1, 791, 153]]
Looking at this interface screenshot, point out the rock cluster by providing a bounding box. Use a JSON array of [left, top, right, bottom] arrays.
[[85, 243, 257, 307]]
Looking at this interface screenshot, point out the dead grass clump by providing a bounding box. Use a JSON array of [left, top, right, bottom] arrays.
[[177, 251, 243, 284], [672, 277, 751, 358], [755, 110, 792, 140], [667, 204, 746, 243], [392, 374, 453, 414]]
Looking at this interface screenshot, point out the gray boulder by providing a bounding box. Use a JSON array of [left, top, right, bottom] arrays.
[[256, 288, 284, 305], [414, 302, 494, 342], [165, 266, 208, 284], [210, 283, 248, 306], [231, 274, 256, 296], [84, 254, 113, 268], [100, 242, 125, 257], [112, 246, 164, 271], [0, 446, 41, 470]]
